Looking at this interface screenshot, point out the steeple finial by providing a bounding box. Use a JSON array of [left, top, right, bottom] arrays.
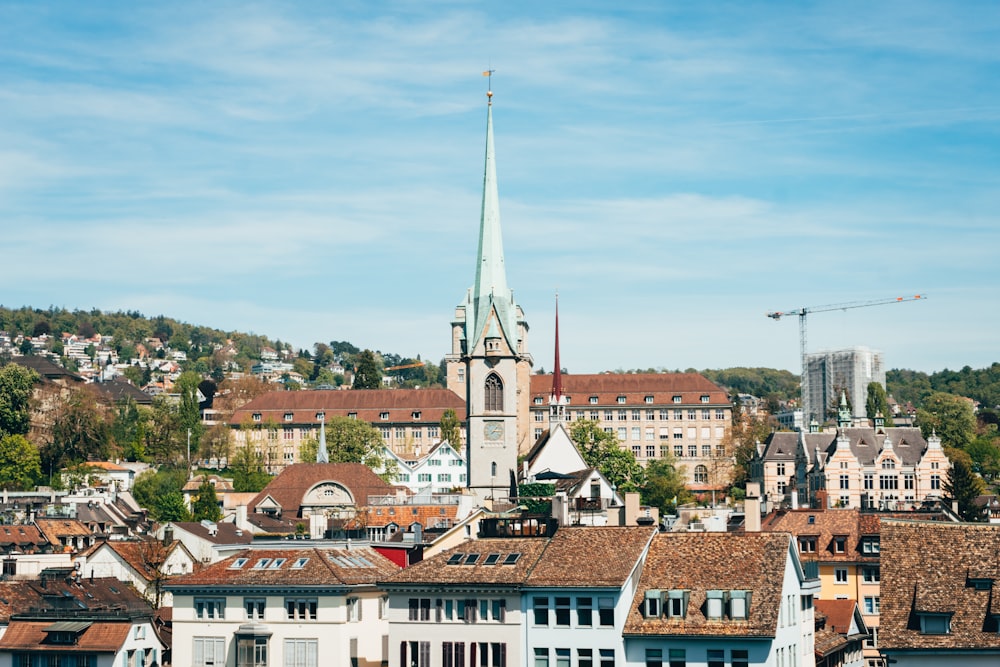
[[483, 68, 495, 105], [552, 293, 562, 401]]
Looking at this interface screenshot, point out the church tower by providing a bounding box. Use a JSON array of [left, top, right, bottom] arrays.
[[446, 85, 532, 506]]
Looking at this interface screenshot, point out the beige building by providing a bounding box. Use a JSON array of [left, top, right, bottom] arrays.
[[528, 373, 733, 489]]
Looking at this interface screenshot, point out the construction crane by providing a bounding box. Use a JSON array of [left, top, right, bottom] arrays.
[[767, 294, 925, 425], [384, 361, 425, 373]]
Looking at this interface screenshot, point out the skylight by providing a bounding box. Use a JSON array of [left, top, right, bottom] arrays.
[[503, 553, 522, 565], [268, 558, 286, 569], [291, 558, 309, 569], [484, 553, 500, 565], [230, 558, 249, 569], [464, 553, 480, 565], [252, 559, 272, 569], [447, 554, 464, 565]]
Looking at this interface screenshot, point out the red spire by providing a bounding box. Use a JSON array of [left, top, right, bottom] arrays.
[[552, 294, 562, 400]]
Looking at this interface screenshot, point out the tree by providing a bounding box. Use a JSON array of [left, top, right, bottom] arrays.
[[230, 436, 271, 492], [0, 363, 37, 437], [967, 432, 1000, 482], [726, 411, 772, 490], [569, 420, 645, 491], [319, 416, 396, 481], [156, 491, 192, 522], [144, 396, 184, 464], [48, 387, 112, 466], [0, 434, 41, 490], [132, 468, 191, 521], [191, 478, 222, 522], [352, 349, 382, 389], [440, 409, 463, 452], [865, 382, 894, 426], [641, 455, 692, 514], [174, 371, 204, 451], [917, 392, 976, 450], [944, 447, 986, 522]]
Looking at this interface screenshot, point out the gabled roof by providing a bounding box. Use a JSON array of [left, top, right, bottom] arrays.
[[763, 427, 933, 467], [87, 539, 192, 582], [528, 373, 729, 405], [0, 576, 153, 623], [0, 524, 47, 548], [880, 520, 1000, 653], [814, 598, 866, 636], [247, 463, 396, 518], [170, 521, 252, 545], [164, 547, 399, 589], [385, 526, 655, 589], [624, 532, 793, 638], [230, 389, 466, 426], [0, 621, 131, 652], [91, 378, 154, 405], [35, 518, 92, 542], [761, 508, 869, 562]]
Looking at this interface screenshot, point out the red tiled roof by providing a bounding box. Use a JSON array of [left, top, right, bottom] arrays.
[[814, 599, 858, 635], [0, 524, 46, 548], [35, 518, 92, 540], [624, 532, 792, 638], [761, 508, 869, 563], [366, 504, 460, 530], [230, 389, 466, 426], [247, 463, 396, 518], [0, 621, 130, 652], [165, 547, 399, 588], [529, 373, 729, 404]]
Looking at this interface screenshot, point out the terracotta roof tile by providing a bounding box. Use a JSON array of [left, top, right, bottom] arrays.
[[230, 389, 466, 426], [761, 509, 869, 562], [164, 547, 399, 589], [525, 526, 656, 587], [529, 373, 728, 404], [623, 532, 791, 638], [247, 463, 396, 518], [880, 520, 1000, 652], [814, 599, 858, 635], [0, 621, 131, 652], [385, 538, 550, 587], [172, 521, 253, 545]]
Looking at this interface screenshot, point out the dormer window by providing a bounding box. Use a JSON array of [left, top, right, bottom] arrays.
[[672, 396, 682, 403], [701, 395, 710, 403], [967, 577, 993, 591], [315, 412, 325, 420], [284, 412, 294, 421], [589, 396, 598, 404], [643, 590, 662, 618], [706, 590, 725, 620], [799, 536, 817, 553], [862, 538, 880, 555], [833, 536, 847, 553], [918, 613, 952, 634], [644, 396, 654, 404], [534, 397, 543, 405], [729, 590, 751, 620], [617, 396, 626, 404], [667, 590, 689, 618], [252, 413, 262, 422], [348, 412, 357, 419], [412, 411, 421, 420], [380, 412, 389, 420]]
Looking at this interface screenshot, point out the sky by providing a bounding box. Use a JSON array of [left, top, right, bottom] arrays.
[[1, 1, 998, 376]]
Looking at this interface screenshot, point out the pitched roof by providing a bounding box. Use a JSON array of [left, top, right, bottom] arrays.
[[880, 520, 1000, 652], [366, 504, 460, 530], [91, 378, 153, 405], [247, 463, 396, 518], [814, 599, 860, 635], [164, 547, 399, 589], [528, 373, 729, 404], [0, 621, 131, 652], [0, 524, 47, 548], [0, 576, 153, 623], [93, 540, 188, 581], [761, 427, 932, 466], [623, 532, 792, 638], [35, 518, 92, 541], [385, 526, 655, 589], [230, 389, 466, 426], [761, 508, 870, 563], [171, 521, 252, 545]]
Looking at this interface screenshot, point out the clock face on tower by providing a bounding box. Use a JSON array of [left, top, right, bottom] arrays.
[[484, 421, 505, 441]]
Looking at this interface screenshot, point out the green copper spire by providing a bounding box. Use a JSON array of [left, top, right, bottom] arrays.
[[469, 90, 518, 350]]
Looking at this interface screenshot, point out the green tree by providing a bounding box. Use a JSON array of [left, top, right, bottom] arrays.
[[48, 387, 112, 466], [726, 411, 772, 490], [132, 468, 191, 521], [319, 416, 396, 481], [641, 455, 691, 514], [156, 491, 192, 522], [230, 437, 271, 492], [917, 392, 976, 450], [865, 382, 894, 426], [967, 432, 1000, 482], [0, 434, 41, 490], [440, 409, 463, 452], [145, 396, 184, 464], [0, 363, 37, 437], [569, 419, 645, 491], [174, 371, 204, 449], [944, 448, 986, 521], [352, 349, 382, 389], [191, 478, 222, 522]]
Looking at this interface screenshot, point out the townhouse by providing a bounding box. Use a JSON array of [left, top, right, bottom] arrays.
[[164, 545, 400, 667], [624, 532, 819, 667]]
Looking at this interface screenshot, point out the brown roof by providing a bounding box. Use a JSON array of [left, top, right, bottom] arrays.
[[529, 373, 729, 405], [386, 526, 655, 588], [0, 577, 153, 623], [165, 547, 399, 589], [0, 621, 130, 652], [35, 518, 92, 541], [366, 504, 460, 530], [96, 540, 186, 581], [0, 524, 47, 548], [171, 521, 252, 545], [623, 532, 792, 638], [761, 508, 871, 563], [880, 520, 1000, 652], [814, 598, 859, 635], [230, 389, 466, 426], [248, 463, 396, 518], [814, 626, 851, 657]]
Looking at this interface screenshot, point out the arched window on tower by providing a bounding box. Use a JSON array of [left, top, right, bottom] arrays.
[[694, 465, 708, 484], [485, 374, 503, 412], [491, 462, 498, 478]]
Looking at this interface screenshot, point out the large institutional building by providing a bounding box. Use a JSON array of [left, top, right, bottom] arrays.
[[805, 346, 885, 424], [228, 89, 733, 497]]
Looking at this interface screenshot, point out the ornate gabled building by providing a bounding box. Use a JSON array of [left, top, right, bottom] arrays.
[[751, 395, 951, 510], [445, 88, 532, 506]]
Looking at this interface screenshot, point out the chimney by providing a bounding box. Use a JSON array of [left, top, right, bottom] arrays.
[[744, 483, 761, 533], [551, 492, 570, 527], [162, 526, 173, 546], [790, 490, 799, 510], [625, 492, 641, 526]]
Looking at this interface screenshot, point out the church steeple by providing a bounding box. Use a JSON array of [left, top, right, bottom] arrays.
[[469, 88, 518, 352], [549, 294, 566, 422]]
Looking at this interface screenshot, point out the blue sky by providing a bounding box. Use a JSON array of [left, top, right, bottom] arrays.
[[1, 1, 998, 375]]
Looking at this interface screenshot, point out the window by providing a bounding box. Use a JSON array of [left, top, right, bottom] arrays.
[[674, 445, 683, 457], [578, 649, 593, 667], [701, 409, 711, 420], [554, 597, 570, 626], [864, 473, 874, 490], [729, 590, 749, 620], [674, 409, 683, 420], [284, 412, 294, 421], [700, 395, 710, 403], [632, 427, 641, 441], [707, 650, 724, 667], [840, 474, 850, 489], [863, 566, 880, 583], [195, 598, 225, 619], [598, 597, 614, 626], [534, 648, 549, 667], [252, 413, 261, 422], [919, 613, 951, 634], [617, 411, 627, 421], [864, 596, 880, 615], [645, 649, 662, 667], [715, 409, 725, 419], [577, 597, 593, 626], [555, 648, 570, 667], [237, 636, 268, 667], [194, 637, 226, 667], [244, 598, 265, 620], [667, 590, 688, 618], [694, 465, 708, 483], [600, 649, 615, 667], [491, 599, 506, 622], [687, 410, 696, 420], [879, 475, 898, 490], [668, 649, 686, 667], [776, 462, 786, 476], [589, 396, 598, 404], [705, 591, 723, 620], [833, 536, 847, 553], [438, 474, 452, 482], [835, 568, 848, 584], [631, 410, 641, 420], [799, 537, 816, 553], [533, 597, 549, 625], [617, 396, 626, 404], [408, 598, 431, 621], [731, 650, 749, 667], [862, 539, 880, 555], [401, 642, 431, 667], [485, 374, 503, 411], [673, 395, 682, 403], [418, 473, 431, 482], [931, 474, 941, 490], [286, 598, 318, 620], [688, 445, 697, 457], [617, 428, 627, 440], [348, 597, 361, 622]]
